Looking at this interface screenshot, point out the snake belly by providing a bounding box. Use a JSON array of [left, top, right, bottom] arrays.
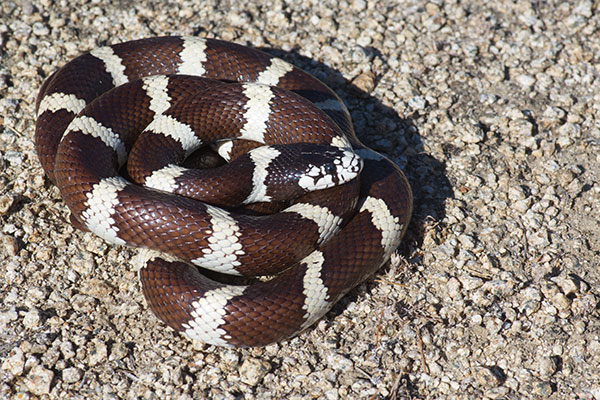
[[34, 36, 412, 347]]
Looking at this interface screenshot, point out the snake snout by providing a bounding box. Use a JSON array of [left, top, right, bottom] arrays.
[[295, 145, 362, 191]]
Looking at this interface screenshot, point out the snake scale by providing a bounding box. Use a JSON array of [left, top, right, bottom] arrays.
[[35, 36, 412, 347]]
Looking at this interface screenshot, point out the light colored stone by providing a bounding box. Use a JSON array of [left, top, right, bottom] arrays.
[[88, 341, 107, 366], [62, 367, 83, 384], [352, 71, 375, 94], [24, 365, 54, 395], [22, 308, 41, 329], [1, 347, 25, 376], [538, 356, 558, 378], [239, 358, 270, 386]]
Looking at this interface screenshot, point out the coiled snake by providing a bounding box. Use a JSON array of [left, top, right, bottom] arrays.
[[35, 36, 412, 347]]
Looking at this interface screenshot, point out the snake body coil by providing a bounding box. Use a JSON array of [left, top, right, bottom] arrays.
[[35, 36, 412, 347]]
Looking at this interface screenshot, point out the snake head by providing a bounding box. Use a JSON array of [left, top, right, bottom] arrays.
[[295, 144, 363, 191], [245, 143, 362, 202]]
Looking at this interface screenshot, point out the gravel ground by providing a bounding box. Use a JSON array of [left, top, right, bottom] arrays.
[[1, 0, 599, 399]]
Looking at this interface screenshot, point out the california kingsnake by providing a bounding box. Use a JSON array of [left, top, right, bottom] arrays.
[[35, 36, 412, 347]]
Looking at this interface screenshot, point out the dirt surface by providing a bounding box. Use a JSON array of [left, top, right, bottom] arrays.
[[1, 0, 599, 399]]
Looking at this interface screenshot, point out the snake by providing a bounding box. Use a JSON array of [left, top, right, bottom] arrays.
[[34, 36, 412, 347]]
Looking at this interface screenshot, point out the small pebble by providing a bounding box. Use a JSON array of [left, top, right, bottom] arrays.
[[552, 274, 579, 295], [2, 234, 19, 256], [408, 96, 427, 110], [351, 71, 375, 95], [484, 386, 509, 399], [458, 121, 485, 143], [1, 347, 25, 376], [239, 358, 270, 386], [532, 381, 554, 396], [22, 309, 41, 329], [538, 356, 558, 378], [62, 367, 83, 384], [516, 74, 536, 88], [108, 342, 129, 361], [326, 353, 354, 372], [88, 341, 108, 366], [475, 366, 504, 387], [25, 365, 54, 395], [0, 194, 15, 215]]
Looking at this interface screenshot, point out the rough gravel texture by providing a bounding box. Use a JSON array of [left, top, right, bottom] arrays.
[[1, 0, 599, 399]]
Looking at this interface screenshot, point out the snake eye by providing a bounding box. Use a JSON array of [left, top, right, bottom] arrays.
[[323, 163, 336, 175]]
